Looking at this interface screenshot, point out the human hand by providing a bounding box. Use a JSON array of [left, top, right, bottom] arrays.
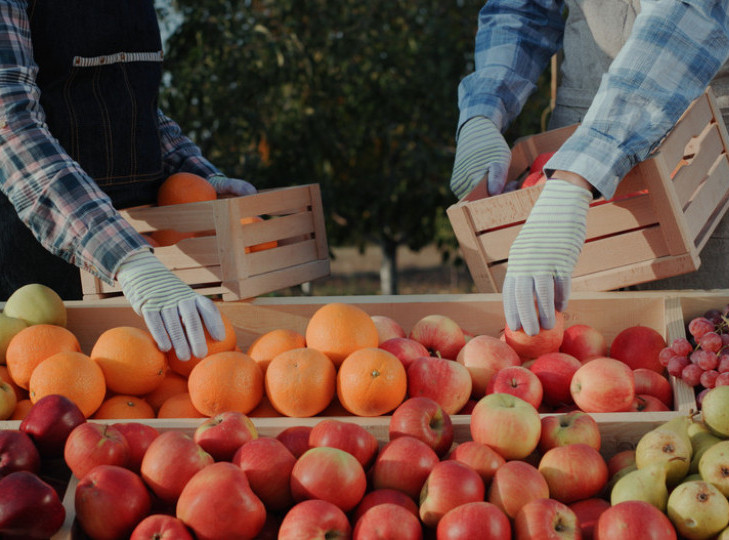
[[502, 179, 593, 336], [207, 174, 257, 197], [450, 116, 511, 199], [116, 251, 225, 361]]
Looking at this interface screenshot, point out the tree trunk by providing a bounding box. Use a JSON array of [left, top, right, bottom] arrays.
[[380, 238, 398, 295]]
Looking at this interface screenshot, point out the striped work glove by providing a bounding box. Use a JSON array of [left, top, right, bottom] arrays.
[[502, 179, 593, 336], [450, 116, 511, 199], [207, 174, 257, 197], [117, 251, 225, 361]]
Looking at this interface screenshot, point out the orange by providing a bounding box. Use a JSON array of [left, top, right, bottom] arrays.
[[305, 303, 379, 367], [240, 216, 278, 253], [157, 172, 216, 206], [168, 313, 238, 377], [5, 324, 81, 390], [0, 365, 28, 402], [156, 392, 207, 419], [93, 395, 156, 420], [187, 351, 264, 416], [264, 347, 336, 418], [143, 370, 189, 413], [28, 351, 106, 418], [147, 229, 196, 247], [336, 347, 407, 417], [247, 394, 284, 418], [10, 398, 32, 420], [247, 328, 306, 375], [90, 326, 167, 396]]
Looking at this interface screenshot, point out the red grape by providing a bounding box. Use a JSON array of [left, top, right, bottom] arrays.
[[688, 317, 715, 339], [704, 309, 724, 326], [692, 349, 719, 371], [700, 369, 720, 389], [681, 363, 704, 387], [667, 355, 690, 378], [715, 371, 729, 387], [658, 347, 677, 367], [698, 331, 723, 353], [670, 337, 694, 357], [718, 353, 729, 373]]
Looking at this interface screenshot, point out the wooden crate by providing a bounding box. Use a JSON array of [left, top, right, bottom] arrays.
[[80, 184, 330, 301], [448, 88, 729, 293]]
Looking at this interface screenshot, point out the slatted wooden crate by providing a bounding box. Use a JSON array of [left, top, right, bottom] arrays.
[[80, 184, 330, 301], [448, 88, 729, 293]]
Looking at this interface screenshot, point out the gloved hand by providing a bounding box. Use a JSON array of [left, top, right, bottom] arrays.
[[116, 251, 226, 361], [502, 179, 593, 336], [450, 116, 511, 199], [207, 174, 257, 197]]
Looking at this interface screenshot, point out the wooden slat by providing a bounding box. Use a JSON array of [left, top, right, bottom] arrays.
[[686, 157, 729, 249], [672, 124, 724, 206]]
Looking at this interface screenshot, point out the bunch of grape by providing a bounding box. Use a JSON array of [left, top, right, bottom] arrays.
[[660, 306, 729, 401]]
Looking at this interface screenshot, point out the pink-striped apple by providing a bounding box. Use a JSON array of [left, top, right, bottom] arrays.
[[446, 440, 505, 487], [354, 503, 422, 540], [419, 460, 485, 528], [609, 325, 667, 373], [407, 356, 472, 415], [538, 443, 609, 503], [371, 436, 439, 500], [570, 357, 635, 412], [529, 352, 582, 408], [456, 334, 521, 398], [539, 411, 601, 453], [408, 314, 465, 360], [233, 436, 296, 511], [278, 499, 351, 540], [379, 337, 429, 370], [193, 411, 257, 462], [633, 368, 673, 408], [487, 460, 549, 519], [560, 324, 607, 362], [486, 365, 543, 409], [470, 393, 541, 460], [309, 418, 379, 468], [371, 315, 406, 344], [437, 501, 511, 540], [514, 498, 580, 540], [389, 396, 454, 457]]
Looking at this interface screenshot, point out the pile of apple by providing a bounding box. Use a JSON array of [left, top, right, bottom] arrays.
[[384, 311, 673, 416]]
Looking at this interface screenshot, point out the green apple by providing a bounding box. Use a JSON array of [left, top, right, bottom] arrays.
[[0, 314, 28, 364], [701, 386, 729, 439], [3, 284, 66, 327], [0, 380, 17, 420]]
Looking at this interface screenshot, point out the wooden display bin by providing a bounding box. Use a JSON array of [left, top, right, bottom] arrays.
[[80, 184, 330, 301], [448, 88, 729, 293]]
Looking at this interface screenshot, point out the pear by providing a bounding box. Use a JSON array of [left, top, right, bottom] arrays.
[[667, 480, 729, 539], [717, 526, 729, 540], [689, 420, 723, 474], [610, 461, 668, 512], [698, 440, 729, 497], [635, 415, 692, 486]]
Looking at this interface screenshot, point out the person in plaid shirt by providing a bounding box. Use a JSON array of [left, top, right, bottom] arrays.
[[451, 0, 729, 336], [0, 1, 255, 361]]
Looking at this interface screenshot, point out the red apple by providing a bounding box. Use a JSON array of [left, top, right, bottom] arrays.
[[594, 500, 677, 540], [177, 461, 266, 540], [436, 501, 511, 540], [622, 394, 671, 412], [407, 356, 472, 415], [371, 315, 406, 343], [446, 440, 505, 487], [140, 430, 214, 503], [539, 411, 601, 453], [514, 498, 581, 540], [633, 368, 673, 408], [290, 446, 367, 512], [309, 418, 379, 468], [419, 460, 485, 528], [560, 324, 608, 362], [470, 393, 541, 460], [276, 425, 312, 458], [408, 314, 466, 360], [380, 337, 430, 370], [278, 499, 351, 540], [64, 422, 130, 479], [538, 443, 609, 504], [112, 422, 160, 473], [193, 410, 258, 462], [0, 471, 65, 539], [486, 365, 543, 409], [0, 429, 40, 477], [352, 488, 420, 523], [504, 311, 565, 359], [570, 357, 635, 412], [354, 503, 423, 540], [371, 435, 440, 500], [487, 460, 549, 519], [233, 436, 297, 511], [457, 399, 478, 415], [19, 394, 86, 458], [75, 464, 152, 540], [456, 334, 521, 398], [607, 449, 636, 479], [529, 351, 582, 408], [609, 325, 667, 373], [569, 497, 611, 540], [389, 396, 454, 457], [131, 514, 194, 540]]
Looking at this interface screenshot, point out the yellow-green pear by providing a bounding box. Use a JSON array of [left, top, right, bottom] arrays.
[[610, 461, 669, 512], [702, 386, 729, 439], [667, 480, 729, 540], [3, 283, 66, 327], [716, 526, 729, 540], [699, 440, 729, 497], [0, 313, 28, 364], [689, 420, 723, 474], [635, 415, 692, 486]]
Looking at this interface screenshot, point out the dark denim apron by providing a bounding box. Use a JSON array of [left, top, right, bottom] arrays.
[[0, 0, 165, 299]]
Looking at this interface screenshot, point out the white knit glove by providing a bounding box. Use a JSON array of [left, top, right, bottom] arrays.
[[450, 116, 511, 198], [116, 251, 225, 360], [502, 180, 592, 336], [207, 174, 257, 197]]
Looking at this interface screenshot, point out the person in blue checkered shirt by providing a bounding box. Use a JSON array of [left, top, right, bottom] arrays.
[[452, 0, 729, 336]]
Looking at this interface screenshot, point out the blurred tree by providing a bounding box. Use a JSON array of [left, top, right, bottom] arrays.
[[158, 0, 550, 294]]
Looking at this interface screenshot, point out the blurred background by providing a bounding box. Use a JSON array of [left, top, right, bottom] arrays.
[[155, 0, 552, 296]]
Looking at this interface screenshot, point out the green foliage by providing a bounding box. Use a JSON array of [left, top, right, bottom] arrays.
[[159, 1, 551, 279]]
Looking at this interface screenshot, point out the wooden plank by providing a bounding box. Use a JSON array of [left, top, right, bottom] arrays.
[[686, 158, 729, 249], [446, 203, 499, 292]]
